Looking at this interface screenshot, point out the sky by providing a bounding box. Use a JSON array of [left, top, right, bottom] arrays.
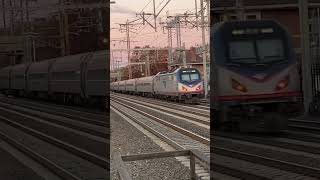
[[0, 0, 209, 68], [110, 0, 209, 67]]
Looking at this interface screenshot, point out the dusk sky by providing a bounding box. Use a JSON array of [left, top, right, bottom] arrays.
[[110, 0, 209, 49], [110, 0, 209, 67]]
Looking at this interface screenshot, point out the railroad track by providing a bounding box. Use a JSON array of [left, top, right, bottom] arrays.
[[0, 95, 106, 119], [289, 117, 320, 134], [111, 92, 210, 114], [0, 96, 109, 180], [111, 94, 210, 180], [111, 93, 320, 180], [112, 93, 209, 126], [212, 130, 320, 179], [212, 146, 320, 180]]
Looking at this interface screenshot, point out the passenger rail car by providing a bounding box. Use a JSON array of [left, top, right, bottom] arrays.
[[0, 51, 107, 107], [211, 20, 302, 132], [111, 68, 204, 104], [136, 76, 154, 97]]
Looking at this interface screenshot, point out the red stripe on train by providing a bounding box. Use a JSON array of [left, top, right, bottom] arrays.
[[217, 91, 302, 101]]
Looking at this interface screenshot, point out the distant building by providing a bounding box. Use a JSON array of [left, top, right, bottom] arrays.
[[114, 47, 168, 80]]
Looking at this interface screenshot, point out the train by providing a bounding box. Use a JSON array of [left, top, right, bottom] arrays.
[[211, 20, 302, 132], [111, 67, 204, 104], [0, 50, 108, 107]]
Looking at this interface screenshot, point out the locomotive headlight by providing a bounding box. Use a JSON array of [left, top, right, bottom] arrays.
[[182, 86, 188, 92], [275, 76, 289, 91], [196, 85, 202, 91], [231, 79, 248, 92]]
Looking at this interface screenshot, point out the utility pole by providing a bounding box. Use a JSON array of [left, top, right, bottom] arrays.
[[58, 0, 70, 56], [26, 0, 29, 31], [111, 50, 115, 71], [236, 0, 244, 20], [116, 60, 122, 81], [119, 20, 136, 79], [164, 12, 195, 69], [59, 0, 65, 56], [299, 0, 312, 115], [207, 0, 210, 27], [20, 0, 24, 34], [64, 7, 70, 55], [32, 38, 35, 62], [164, 22, 173, 69], [126, 20, 131, 79], [145, 50, 150, 77], [195, 0, 198, 30], [9, 0, 14, 35], [175, 16, 182, 48], [182, 42, 187, 68], [2, 0, 6, 31], [200, 0, 208, 99], [153, 0, 157, 31]]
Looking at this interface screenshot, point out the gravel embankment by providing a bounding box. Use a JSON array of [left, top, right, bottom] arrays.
[[110, 109, 190, 180]]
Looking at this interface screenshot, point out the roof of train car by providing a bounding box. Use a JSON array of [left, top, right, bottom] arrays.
[[11, 63, 30, 72], [118, 81, 126, 85], [28, 59, 55, 73], [136, 76, 155, 81], [125, 78, 136, 82]]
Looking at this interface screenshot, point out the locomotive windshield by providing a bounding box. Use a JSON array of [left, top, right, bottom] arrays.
[[257, 39, 285, 63], [180, 69, 201, 83], [228, 38, 286, 65]]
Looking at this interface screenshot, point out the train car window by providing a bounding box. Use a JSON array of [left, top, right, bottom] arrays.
[[181, 74, 190, 81], [180, 69, 201, 83], [229, 41, 256, 63], [256, 39, 285, 63]]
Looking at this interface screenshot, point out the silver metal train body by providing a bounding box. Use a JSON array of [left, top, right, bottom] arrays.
[[0, 51, 107, 106], [111, 68, 204, 104], [211, 20, 302, 132]]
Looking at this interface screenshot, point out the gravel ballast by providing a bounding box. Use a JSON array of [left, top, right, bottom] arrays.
[[110, 109, 190, 180]]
